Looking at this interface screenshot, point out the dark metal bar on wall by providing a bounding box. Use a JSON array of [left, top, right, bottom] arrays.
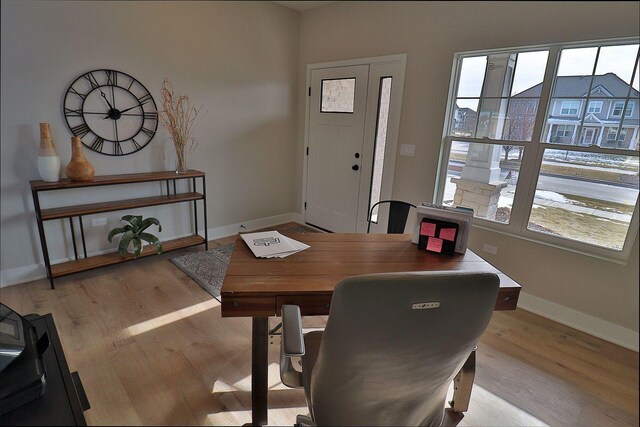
[[69, 217, 79, 260], [78, 216, 87, 258], [31, 189, 55, 289], [202, 176, 209, 250], [192, 177, 198, 237]]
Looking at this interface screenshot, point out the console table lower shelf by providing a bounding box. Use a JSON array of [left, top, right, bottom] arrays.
[[50, 235, 206, 279], [0, 314, 90, 426]]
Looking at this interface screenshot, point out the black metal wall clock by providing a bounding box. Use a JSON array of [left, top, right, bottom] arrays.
[[63, 69, 158, 156]]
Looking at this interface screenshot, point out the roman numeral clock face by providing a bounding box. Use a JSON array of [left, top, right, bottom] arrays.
[[63, 69, 158, 156]]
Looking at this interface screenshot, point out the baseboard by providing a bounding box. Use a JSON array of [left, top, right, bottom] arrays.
[[0, 212, 302, 288], [517, 292, 639, 352], [203, 212, 300, 240]]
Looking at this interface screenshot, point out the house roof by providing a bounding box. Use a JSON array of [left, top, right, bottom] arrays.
[[514, 73, 640, 98]]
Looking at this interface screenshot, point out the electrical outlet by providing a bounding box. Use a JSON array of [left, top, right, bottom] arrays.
[[482, 243, 498, 255], [92, 217, 107, 227], [399, 144, 415, 157]]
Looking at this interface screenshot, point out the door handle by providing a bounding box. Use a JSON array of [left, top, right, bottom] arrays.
[[352, 165, 359, 171], [354, 152, 360, 158]]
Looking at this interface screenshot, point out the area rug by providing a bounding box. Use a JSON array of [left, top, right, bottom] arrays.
[[170, 226, 318, 300]]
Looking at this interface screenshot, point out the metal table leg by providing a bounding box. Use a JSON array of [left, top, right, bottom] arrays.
[[251, 317, 269, 426], [449, 348, 476, 412]]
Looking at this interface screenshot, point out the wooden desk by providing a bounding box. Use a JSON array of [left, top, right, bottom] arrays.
[[221, 232, 521, 425]]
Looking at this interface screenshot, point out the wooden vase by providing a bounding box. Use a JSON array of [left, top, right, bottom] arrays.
[[37, 123, 61, 182], [65, 136, 95, 182]]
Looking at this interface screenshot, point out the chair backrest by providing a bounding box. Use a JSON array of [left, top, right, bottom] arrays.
[[308, 271, 500, 426], [367, 200, 416, 234]]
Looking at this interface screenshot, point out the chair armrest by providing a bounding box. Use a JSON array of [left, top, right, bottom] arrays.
[[282, 304, 305, 356]]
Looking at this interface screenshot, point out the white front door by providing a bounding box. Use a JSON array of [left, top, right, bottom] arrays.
[[304, 56, 406, 233], [305, 65, 370, 232]]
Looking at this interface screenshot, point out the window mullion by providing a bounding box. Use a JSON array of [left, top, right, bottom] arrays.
[[509, 46, 561, 233]]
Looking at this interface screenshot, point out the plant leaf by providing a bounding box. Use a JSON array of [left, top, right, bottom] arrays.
[[121, 215, 137, 224], [107, 227, 126, 243], [117, 232, 135, 255], [131, 239, 142, 258], [140, 232, 162, 254], [139, 217, 161, 233]]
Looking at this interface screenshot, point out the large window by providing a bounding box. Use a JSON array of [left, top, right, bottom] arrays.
[[437, 39, 639, 261]]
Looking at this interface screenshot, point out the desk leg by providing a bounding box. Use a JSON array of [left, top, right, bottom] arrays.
[[251, 317, 269, 426], [449, 349, 476, 412]]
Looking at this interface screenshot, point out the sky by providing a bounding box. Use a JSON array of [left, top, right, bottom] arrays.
[[456, 43, 639, 110]]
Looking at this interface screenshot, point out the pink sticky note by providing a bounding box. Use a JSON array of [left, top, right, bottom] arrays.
[[426, 237, 443, 253], [439, 228, 457, 242], [420, 222, 436, 237]]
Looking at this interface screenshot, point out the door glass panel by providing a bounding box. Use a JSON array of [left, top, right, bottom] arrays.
[[321, 78, 356, 113], [527, 149, 639, 250], [369, 77, 393, 222]]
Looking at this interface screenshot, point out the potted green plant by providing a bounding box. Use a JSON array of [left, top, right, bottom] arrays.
[[108, 215, 163, 258]]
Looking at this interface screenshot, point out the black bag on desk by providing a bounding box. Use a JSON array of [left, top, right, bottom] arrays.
[[0, 304, 49, 415]]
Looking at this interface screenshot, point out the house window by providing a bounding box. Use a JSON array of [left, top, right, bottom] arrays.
[[607, 128, 628, 142], [437, 39, 640, 261], [560, 101, 580, 115], [611, 101, 634, 117], [587, 101, 603, 113], [555, 125, 574, 138]]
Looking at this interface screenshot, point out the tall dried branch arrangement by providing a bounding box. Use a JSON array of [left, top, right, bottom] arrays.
[[158, 78, 205, 171]]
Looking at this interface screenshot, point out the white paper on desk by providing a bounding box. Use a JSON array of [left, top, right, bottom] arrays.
[[262, 235, 310, 258], [241, 231, 309, 258]]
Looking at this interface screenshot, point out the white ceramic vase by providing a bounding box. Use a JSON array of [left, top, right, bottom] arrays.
[[37, 123, 61, 182]]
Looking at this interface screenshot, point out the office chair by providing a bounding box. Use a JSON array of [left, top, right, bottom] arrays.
[[367, 200, 416, 233], [279, 271, 500, 426]]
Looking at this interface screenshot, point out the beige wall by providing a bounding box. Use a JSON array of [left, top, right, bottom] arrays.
[[1, 1, 299, 273], [297, 1, 639, 332]]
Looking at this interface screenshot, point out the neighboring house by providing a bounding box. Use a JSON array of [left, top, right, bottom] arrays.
[[452, 105, 478, 135], [452, 73, 640, 150], [517, 73, 640, 149]]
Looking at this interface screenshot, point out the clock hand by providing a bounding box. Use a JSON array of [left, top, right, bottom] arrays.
[[118, 100, 149, 114], [100, 90, 115, 110], [101, 100, 150, 119], [110, 85, 117, 109]]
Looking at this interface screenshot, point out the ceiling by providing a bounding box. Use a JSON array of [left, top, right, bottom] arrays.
[[273, 1, 334, 12]]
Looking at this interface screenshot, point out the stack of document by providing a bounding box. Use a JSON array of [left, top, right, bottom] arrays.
[[240, 231, 310, 258]]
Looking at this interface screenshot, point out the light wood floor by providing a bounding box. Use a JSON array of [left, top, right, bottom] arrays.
[[1, 222, 638, 426]]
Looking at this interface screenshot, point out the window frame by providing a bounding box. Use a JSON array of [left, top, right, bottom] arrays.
[[611, 100, 634, 117], [560, 100, 581, 115], [435, 38, 640, 263], [587, 100, 603, 113]]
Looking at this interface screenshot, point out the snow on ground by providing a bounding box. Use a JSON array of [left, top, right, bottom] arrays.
[[532, 190, 571, 203]]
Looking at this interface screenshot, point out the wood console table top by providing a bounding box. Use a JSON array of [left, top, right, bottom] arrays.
[[30, 170, 205, 191]]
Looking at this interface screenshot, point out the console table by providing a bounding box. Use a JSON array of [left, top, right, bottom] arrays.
[[30, 170, 209, 289]]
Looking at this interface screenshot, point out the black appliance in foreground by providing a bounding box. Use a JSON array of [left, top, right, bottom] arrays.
[[0, 307, 89, 425], [0, 304, 49, 415]]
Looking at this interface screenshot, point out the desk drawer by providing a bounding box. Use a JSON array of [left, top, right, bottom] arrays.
[[221, 297, 275, 317], [276, 295, 332, 316], [495, 290, 520, 311]]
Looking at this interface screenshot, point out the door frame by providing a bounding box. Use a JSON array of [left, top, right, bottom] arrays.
[[302, 54, 407, 232]]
